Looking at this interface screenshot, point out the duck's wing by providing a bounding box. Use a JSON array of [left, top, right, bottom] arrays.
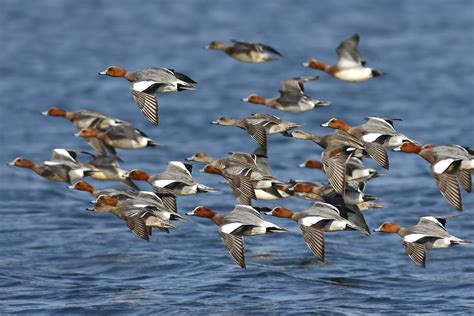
[[322, 146, 350, 196], [300, 224, 325, 262], [416, 214, 461, 233], [219, 232, 246, 268], [243, 121, 267, 149], [281, 76, 319, 94], [259, 43, 282, 56], [431, 171, 462, 211], [229, 169, 256, 206], [276, 90, 305, 107], [457, 170, 472, 193], [163, 161, 194, 182], [335, 33, 364, 68], [363, 141, 389, 169], [364, 117, 402, 129], [131, 90, 159, 126], [122, 212, 150, 241], [231, 40, 259, 52], [403, 241, 426, 268]]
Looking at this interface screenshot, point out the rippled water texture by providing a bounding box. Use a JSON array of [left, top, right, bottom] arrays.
[[1, 0, 473, 314]]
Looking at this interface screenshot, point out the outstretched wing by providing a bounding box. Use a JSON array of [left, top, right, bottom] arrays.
[[219, 232, 246, 268], [403, 241, 426, 268], [300, 225, 325, 262], [131, 90, 159, 125]]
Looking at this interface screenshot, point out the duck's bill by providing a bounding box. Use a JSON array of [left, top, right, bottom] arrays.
[[320, 122, 330, 127], [392, 145, 402, 151], [241, 97, 249, 102], [373, 227, 381, 232], [302, 62, 310, 67], [203, 45, 209, 49], [73, 132, 81, 137], [298, 163, 306, 168], [41, 111, 49, 115], [98, 71, 107, 75], [210, 121, 219, 125], [185, 210, 196, 216], [85, 207, 94, 211], [8, 160, 15, 166]]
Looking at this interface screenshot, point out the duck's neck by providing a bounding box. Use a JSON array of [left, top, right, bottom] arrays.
[[212, 213, 224, 226]]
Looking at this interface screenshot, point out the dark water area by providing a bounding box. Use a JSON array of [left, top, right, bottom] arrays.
[[1, 0, 473, 314]]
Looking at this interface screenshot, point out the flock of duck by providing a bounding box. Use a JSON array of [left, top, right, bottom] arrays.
[[10, 34, 472, 269]]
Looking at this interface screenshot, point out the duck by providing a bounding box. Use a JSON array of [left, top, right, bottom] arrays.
[[99, 66, 197, 125], [321, 117, 411, 148], [186, 205, 287, 268], [304, 34, 384, 82], [242, 76, 331, 113], [9, 157, 93, 184], [88, 195, 176, 240], [265, 202, 366, 262], [205, 40, 281, 63], [201, 165, 256, 205], [41, 107, 128, 130], [284, 129, 388, 196], [90, 194, 184, 222], [76, 125, 159, 150], [77, 154, 138, 189], [394, 141, 472, 210], [69, 180, 172, 213], [124, 161, 217, 196], [243, 113, 303, 134], [374, 215, 469, 267], [299, 157, 384, 183], [211, 116, 267, 150]]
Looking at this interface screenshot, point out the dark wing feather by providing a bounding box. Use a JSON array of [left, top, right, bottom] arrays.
[[260, 43, 282, 56], [124, 216, 150, 241], [432, 172, 463, 211], [131, 90, 159, 126], [219, 232, 246, 268], [157, 193, 177, 212], [403, 242, 426, 268], [457, 170, 472, 193], [364, 141, 389, 169], [244, 122, 267, 149], [300, 225, 325, 262], [323, 147, 350, 196]]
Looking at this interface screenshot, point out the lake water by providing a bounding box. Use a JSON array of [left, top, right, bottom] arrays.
[[1, 0, 473, 314]]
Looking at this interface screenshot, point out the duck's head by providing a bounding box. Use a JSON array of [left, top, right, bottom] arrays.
[[123, 169, 151, 181], [393, 141, 422, 154], [299, 160, 323, 170], [201, 164, 223, 175], [41, 107, 67, 117], [205, 41, 228, 51], [75, 128, 99, 138], [186, 206, 216, 218], [321, 118, 351, 131], [265, 207, 294, 218], [283, 129, 314, 140], [9, 157, 35, 169], [186, 152, 213, 163], [94, 194, 119, 206], [99, 66, 128, 77], [290, 182, 315, 193], [374, 222, 401, 233], [303, 59, 327, 71], [242, 94, 267, 105], [68, 181, 95, 193], [210, 116, 235, 126]]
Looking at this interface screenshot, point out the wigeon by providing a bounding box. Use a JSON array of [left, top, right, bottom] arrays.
[[242, 76, 331, 113], [9, 157, 93, 184], [284, 129, 388, 196], [211, 116, 267, 151], [41, 107, 128, 130], [244, 113, 302, 134], [186, 205, 287, 268], [394, 141, 472, 210], [321, 117, 411, 148], [201, 165, 256, 205], [265, 202, 366, 262], [300, 157, 384, 183], [76, 125, 159, 150], [88, 195, 176, 240], [375, 215, 469, 267], [124, 161, 218, 197], [205, 40, 281, 63], [99, 66, 197, 125], [304, 34, 384, 82]]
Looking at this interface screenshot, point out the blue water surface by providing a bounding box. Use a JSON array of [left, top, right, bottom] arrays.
[[0, 0, 473, 314]]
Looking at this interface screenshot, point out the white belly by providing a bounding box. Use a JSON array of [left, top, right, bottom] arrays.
[[334, 68, 373, 82]]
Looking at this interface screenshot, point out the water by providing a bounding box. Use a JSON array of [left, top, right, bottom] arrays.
[[1, 0, 473, 313]]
